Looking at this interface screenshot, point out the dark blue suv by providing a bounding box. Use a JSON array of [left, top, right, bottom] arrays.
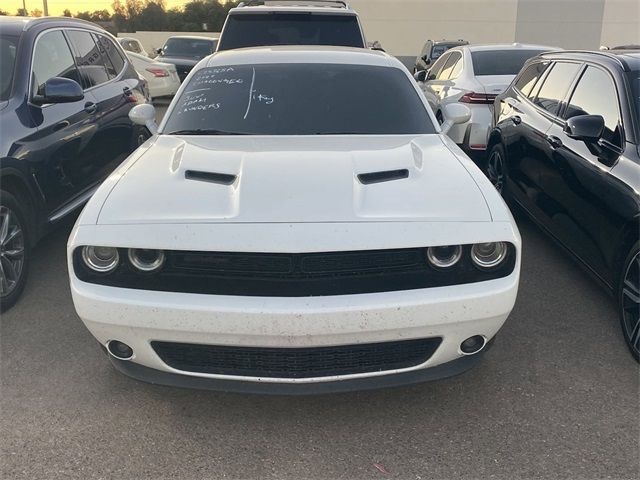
[[0, 17, 149, 311]]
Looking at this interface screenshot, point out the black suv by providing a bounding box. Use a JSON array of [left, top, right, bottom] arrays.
[[487, 50, 640, 360], [413, 39, 468, 73], [216, 0, 366, 51], [0, 16, 149, 311]]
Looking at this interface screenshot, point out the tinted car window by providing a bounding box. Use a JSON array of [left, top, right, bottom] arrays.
[[449, 53, 463, 79], [217, 14, 363, 50], [95, 34, 125, 77], [514, 61, 550, 96], [164, 64, 434, 135], [428, 52, 450, 79], [628, 70, 640, 129], [124, 39, 141, 53], [564, 66, 622, 146], [439, 51, 462, 80], [163, 38, 215, 58], [533, 62, 581, 115], [0, 34, 18, 101], [32, 30, 81, 96], [431, 44, 450, 60], [66, 30, 111, 88], [471, 49, 547, 76]]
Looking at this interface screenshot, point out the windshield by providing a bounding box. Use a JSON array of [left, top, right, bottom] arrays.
[[471, 49, 547, 76], [431, 44, 455, 59], [217, 13, 364, 50], [163, 63, 434, 135], [0, 35, 19, 101], [162, 38, 216, 58]]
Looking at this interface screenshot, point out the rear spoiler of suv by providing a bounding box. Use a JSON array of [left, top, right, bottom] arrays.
[[238, 0, 351, 9]]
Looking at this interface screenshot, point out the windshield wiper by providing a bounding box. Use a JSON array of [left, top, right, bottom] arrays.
[[167, 129, 251, 136]]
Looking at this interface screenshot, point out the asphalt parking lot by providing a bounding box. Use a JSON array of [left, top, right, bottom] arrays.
[[1, 103, 638, 480]]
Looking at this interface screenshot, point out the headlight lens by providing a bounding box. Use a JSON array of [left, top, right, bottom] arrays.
[[471, 242, 508, 269], [426, 245, 462, 268], [81, 246, 119, 273], [128, 248, 165, 272]]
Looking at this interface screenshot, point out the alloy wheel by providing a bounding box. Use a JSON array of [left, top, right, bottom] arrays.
[[621, 251, 640, 357], [0, 206, 25, 298], [487, 150, 505, 193]]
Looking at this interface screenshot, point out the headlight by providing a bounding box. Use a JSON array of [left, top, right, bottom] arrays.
[[426, 245, 462, 269], [128, 248, 165, 272], [81, 246, 119, 273], [471, 242, 508, 269]]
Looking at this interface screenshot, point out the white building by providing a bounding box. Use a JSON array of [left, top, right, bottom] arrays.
[[350, 0, 639, 61]]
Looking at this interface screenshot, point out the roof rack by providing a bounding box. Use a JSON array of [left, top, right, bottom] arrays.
[[544, 49, 627, 70], [238, 0, 350, 9]]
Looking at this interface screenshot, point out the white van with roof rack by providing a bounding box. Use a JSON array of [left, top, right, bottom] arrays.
[[217, 0, 366, 51]]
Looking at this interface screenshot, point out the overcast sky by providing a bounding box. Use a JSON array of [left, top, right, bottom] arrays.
[[0, 0, 203, 15]]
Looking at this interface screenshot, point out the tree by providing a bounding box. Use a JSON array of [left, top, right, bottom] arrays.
[[30, 8, 43, 17], [137, 2, 168, 31], [16, 8, 28, 16], [63, 9, 73, 17]]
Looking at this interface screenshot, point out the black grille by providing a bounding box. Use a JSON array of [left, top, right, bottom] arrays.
[[73, 245, 516, 296], [151, 338, 442, 378]]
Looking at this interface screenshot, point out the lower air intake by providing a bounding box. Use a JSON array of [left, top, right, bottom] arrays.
[[152, 338, 442, 379]]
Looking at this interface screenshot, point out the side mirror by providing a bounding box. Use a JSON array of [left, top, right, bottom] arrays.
[[33, 77, 83, 105], [129, 104, 158, 135], [414, 70, 427, 82], [425, 58, 431, 66], [440, 103, 472, 134], [156, 47, 163, 55], [565, 115, 604, 143]]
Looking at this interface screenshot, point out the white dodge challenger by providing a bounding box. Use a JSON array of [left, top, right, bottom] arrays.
[[68, 46, 521, 394]]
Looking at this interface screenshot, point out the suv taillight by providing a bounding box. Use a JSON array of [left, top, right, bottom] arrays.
[[459, 92, 498, 104]]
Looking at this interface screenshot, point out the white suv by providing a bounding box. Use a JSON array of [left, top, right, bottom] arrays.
[[415, 43, 558, 163], [217, 0, 366, 51]]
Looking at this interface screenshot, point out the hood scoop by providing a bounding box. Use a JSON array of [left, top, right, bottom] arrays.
[[185, 170, 237, 186], [357, 169, 409, 185]]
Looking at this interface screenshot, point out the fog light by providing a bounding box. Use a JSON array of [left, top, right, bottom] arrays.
[[128, 248, 165, 272], [426, 245, 462, 269], [460, 335, 486, 354], [107, 340, 133, 360], [82, 246, 119, 273], [471, 242, 507, 269]]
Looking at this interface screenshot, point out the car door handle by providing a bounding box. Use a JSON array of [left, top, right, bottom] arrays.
[[52, 120, 69, 132], [511, 116, 522, 125], [84, 102, 97, 114], [546, 135, 563, 149]]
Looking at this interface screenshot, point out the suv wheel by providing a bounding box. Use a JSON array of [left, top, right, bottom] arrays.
[[486, 144, 508, 196], [619, 242, 640, 361], [0, 190, 29, 312]]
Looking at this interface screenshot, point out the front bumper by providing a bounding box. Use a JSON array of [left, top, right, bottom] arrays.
[[109, 351, 486, 394], [71, 270, 518, 393]]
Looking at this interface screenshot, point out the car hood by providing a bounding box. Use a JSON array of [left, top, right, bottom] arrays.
[[475, 75, 516, 95], [97, 135, 491, 225]]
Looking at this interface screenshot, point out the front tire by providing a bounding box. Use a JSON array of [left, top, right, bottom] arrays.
[[0, 190, 29, 312], [619, 242, 640, 362], [486, 144, 508, 197]]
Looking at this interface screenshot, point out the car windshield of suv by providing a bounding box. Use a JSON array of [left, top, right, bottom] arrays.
[[471, 49, 547, 76], [217, 13, 363, 50], [431, 44, 455, 59], [163, 38, 215, 58], [0, 34, 19, 101], [163, 63, 434, 135]]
